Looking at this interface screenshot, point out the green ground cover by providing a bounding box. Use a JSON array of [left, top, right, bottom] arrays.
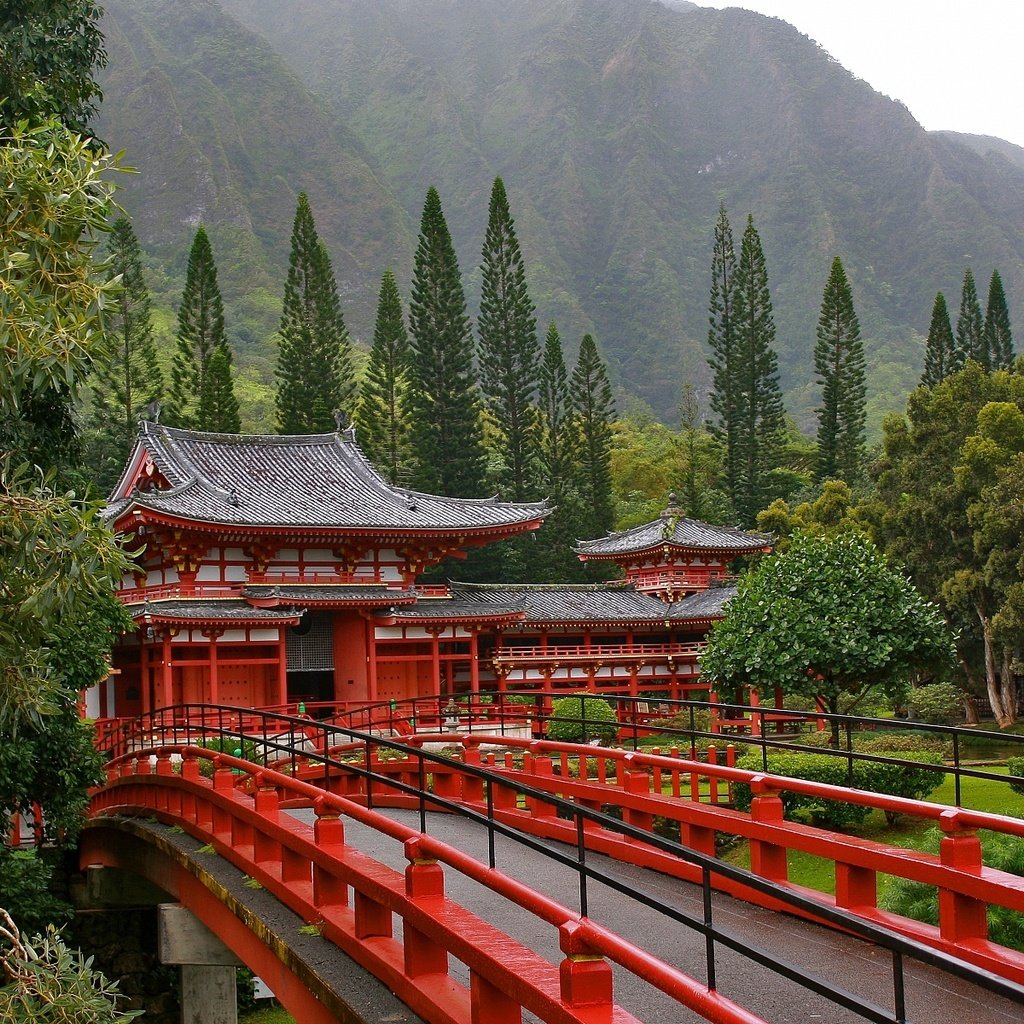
[[241, 1006, 294, 1024]]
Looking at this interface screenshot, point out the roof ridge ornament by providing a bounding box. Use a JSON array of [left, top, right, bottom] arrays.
[[146, 400, 161, 424]]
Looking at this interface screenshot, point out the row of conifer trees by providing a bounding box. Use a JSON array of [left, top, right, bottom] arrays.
[[84, 181, 618, 580]]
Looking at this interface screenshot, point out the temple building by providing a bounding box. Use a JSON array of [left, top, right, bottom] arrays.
[[96, 422, 770, 720]]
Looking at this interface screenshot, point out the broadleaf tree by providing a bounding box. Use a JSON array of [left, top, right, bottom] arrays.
[[0, 121, 121, 483], [477, 177, 541, 500], [0, 0, 106, 136], [356, 269, 412, 483], [275, 193, 355, 433], [701, 531, 954, 745], [813, 256, 866, 483], [406, 186, 486, 496], [874, 363, 1024, 725]]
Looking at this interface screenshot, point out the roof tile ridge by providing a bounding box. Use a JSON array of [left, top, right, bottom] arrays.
[[155, 426, 238, 501]]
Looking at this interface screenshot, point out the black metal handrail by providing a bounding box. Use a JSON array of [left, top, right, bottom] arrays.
[[104, 703, 1024, 1024], [323, 690, 1024, 809]]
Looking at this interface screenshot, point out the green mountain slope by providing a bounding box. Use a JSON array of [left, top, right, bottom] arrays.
[[100, 0, 1024, 431], [96, 0, 413, 413]]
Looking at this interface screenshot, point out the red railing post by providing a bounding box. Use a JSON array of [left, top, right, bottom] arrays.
[[253, 781, 281, 866], [558, 921, 614, 1009], [470, 973, 521, 1024], [313, 807, 348, 909], [623, 764, 653, 832], [461, 740, 484, 802], [748, 776, 788, 883], [403, 838, 449, 978], [938, 809, 988, 944], [835, 862, 878, 911]]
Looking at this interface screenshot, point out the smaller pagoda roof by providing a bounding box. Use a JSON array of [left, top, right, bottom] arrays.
[[576, 498, 771, 560], [242, 584, 418, 609], [130, 599, 302, 627], [666, 584, 737, 623], [105, 422, 549, 535], [382, 582, 718, 628]]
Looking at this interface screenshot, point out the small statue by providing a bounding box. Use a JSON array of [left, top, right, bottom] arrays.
[[443, 697, 460, 733]]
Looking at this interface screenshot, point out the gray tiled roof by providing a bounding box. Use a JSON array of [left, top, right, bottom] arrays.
[[385, 582, 719, 626], [130, 600, 302, 622], [667, 584, 737, 621], [576, 514, 770, 557], [242, 584, 415, 605], [106, 422, 548, 531]]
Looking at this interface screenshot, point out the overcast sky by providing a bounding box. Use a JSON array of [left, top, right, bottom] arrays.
[[696, 1, 1024, 148]]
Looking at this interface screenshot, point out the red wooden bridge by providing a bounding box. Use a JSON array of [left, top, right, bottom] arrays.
[[81, 704, 1024, 1024]]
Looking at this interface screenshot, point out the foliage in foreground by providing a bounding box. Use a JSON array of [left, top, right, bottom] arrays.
[[732, 750, 943, 829], [0, 911, 142, 1023], [881, 829, 1024, 951]]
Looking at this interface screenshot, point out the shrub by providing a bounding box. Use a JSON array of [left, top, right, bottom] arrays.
[[1008, 756, 1024, 797], [196, 736, 261, 777], [881, 828, 1024, 950], [548, 693, 618, 744], [733, 750, 943, 829], [907, 682, 965, 724], [501, 693, 537, 706]]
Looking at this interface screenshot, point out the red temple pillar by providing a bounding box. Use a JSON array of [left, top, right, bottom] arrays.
[[366, 618, 378, 703], [207, 630, 219, 704], [276, 630, 288, 706], [160, 633, 174, 708], [469, 630, 480, 694]]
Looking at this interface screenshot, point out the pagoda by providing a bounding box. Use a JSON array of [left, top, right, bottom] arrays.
[[96, 426, 772, 720], [575, 494, 771, 602]]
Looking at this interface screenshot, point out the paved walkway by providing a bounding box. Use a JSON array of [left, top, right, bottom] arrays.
[[289, 806, 1023, 1024]]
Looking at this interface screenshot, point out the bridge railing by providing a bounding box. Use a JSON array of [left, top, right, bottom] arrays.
[[319, 691, 1024, 809], [95, 704, 1024, 1023]]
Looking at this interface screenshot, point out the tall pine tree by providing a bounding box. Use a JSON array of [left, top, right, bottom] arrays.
[[570, 333, 615, 540], [955, 267, 986, 369], [707, 203, 740, 500], [921, 292, 956, 387], [87, 216, 163, 491], [167, 226, 237, 430], [407, 186, 486, 496], [275, 193, 355, 433], [532, 322, 584, 580], [202, 345, 240, 433], [477, 177, 541, 500], [731, 215, 785, 523], [356, 269, 412, 484], [813, 256, 866, 483], [985, 269, 1014, 370]]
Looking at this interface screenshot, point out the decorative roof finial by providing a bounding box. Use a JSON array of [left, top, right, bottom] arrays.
[[146, 400, 161, 424], [333, 409, 348, 432], [228, 486, 239, 507]]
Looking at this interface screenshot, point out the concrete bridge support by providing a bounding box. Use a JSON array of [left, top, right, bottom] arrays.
[[158, 903, 243, 1024]]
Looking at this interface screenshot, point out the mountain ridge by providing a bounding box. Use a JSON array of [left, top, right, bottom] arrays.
[[97, 0, 1024, 431]]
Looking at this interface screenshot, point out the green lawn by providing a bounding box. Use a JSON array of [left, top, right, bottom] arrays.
[[241, 1006, 294, 1023], [721, 764, 1024, 896]]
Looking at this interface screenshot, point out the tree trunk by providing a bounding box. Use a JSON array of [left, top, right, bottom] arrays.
[[978, 604, 1014, 727], [1000, 646, 1018, 726]]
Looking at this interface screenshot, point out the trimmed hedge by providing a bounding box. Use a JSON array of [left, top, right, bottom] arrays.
[[1008, 756, 1024, 797], [548, 693, 618, 744], [733, 750, 943, 829]]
